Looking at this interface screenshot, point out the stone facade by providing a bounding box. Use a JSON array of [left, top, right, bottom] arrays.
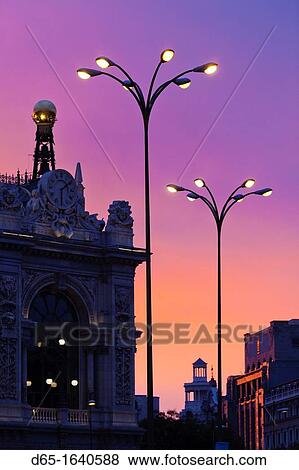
[[224, 320, 299, 449], [0, 163, 145, 449], [264, 379, 299, 449]]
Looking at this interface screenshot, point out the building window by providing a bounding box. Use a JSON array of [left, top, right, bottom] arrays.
[[257, 337, 261, 355], [186, 391, 195, 402], [27, 289, 80, 409]]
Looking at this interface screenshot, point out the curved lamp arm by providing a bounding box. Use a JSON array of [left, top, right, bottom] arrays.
[[112, 62, 145, 107], [147, 61, 163, 108], [185, 189, 219, 221], [93, 70, 142, 109], [220, 185, 243, 220], [203, 183, 219, 218], [220, 199, 239, 223], [149, 68, 195, 112], [220, 190, 259, 222]]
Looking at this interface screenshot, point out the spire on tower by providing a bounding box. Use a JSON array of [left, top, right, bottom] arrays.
[[209, 365, 217, 388], [75, 162, 83, 184]]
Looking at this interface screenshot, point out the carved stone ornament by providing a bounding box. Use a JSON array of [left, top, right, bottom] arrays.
[[0, 337, 17, 400], [115, 347, 132, 405], [0, 184, 30, 214], [0, 275, 17, 329], [24, 169, 105, 239], [77, 276, 97, 302], [22, 269, 42, 293], [115, 286, 131, 317], [106, 200, 133, 231]]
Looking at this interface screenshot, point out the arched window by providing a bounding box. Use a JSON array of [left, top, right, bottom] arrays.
[[27, 290, 80, 409], [29, 290, 78, 324]]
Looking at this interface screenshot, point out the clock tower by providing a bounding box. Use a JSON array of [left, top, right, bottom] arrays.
[[0, 102, 146, 449]]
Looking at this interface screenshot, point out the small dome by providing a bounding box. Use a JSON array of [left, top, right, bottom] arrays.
[[32, 100, 57, 124]]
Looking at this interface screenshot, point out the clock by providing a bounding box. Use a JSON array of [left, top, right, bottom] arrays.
[[40, 169, 78, 210]]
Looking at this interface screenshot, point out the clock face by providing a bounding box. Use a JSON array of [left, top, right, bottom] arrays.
[[45, 170, 77, 209]]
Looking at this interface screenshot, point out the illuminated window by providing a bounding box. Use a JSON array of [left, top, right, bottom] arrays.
[[257, 337, 261, 355]]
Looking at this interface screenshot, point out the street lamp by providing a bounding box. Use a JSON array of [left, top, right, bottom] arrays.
[[166, 178, 272, 426], [77, 50, 218, 447], [88, 399, 96, 449]]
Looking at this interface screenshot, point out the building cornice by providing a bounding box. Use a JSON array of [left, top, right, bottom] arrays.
[[0, 231, 146, 267]]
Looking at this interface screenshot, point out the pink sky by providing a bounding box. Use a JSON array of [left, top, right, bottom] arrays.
[[0, 0, 298, 411]]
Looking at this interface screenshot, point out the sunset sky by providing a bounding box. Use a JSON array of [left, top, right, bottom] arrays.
[[0, 0, 298, 411]]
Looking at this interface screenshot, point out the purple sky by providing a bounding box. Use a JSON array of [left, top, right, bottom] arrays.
[[0, 0, 298, 411]]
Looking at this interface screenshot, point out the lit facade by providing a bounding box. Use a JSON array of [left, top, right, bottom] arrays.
[[224, 320, 299, 449], [264, 379, 299, 449]]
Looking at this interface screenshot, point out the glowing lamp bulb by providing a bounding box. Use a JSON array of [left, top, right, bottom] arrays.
[[96, 57, 110, 69], [46, 378, 53, 385], [77, 70, 91, 80], [194, 178, 205, 188], [166, 184, 184, 193], [161, 49, 175, 63], [204, 64, 218, 75], [244, 179, 256, 188]]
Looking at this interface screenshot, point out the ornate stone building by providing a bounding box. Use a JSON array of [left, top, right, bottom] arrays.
[[0, 101, 145, 449]]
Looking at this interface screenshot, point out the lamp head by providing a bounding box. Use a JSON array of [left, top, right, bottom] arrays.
[[95, 56, 114, 69], [173, 77, 191, 89], [77, 68, 102, 79], [277, 407, 288, 413], [166, 184, 185, 193], [242, 178, 256, 188], [233, 194, 245, 203], [194, 178, 205, 188], [254, 188, 273, 197], [187, 192, 199, 201], [122, 79, 134, 91], [193, 62, 218, 75], [88, 399, 96, 406], [161, 49, 175, 63]]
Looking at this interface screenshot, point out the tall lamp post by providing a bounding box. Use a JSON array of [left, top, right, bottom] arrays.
[[77, 51, 218, 447], [166, 178, 272, 427]]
